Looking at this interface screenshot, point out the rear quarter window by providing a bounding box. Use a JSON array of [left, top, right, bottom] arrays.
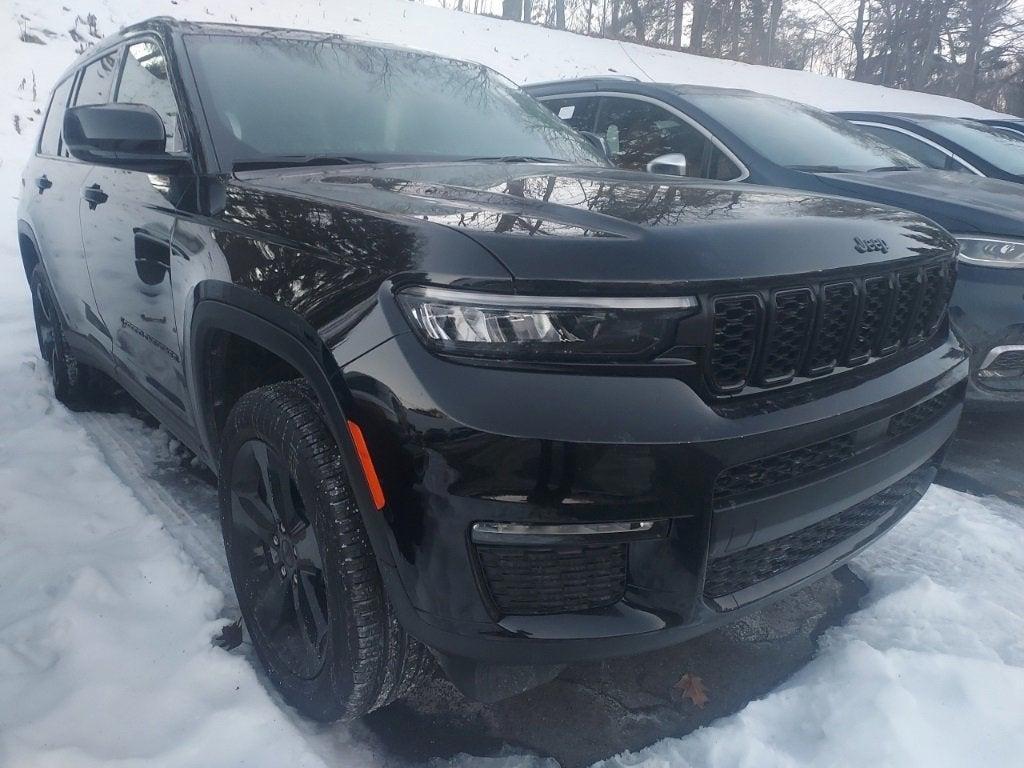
[[38, 77, 74, 156], [74, 52, 119, 106]]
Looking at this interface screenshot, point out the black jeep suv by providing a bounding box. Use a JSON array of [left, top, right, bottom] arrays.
[[19, 18, 967, 720]]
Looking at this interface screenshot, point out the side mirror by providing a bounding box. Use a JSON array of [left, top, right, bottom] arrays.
[[580, 130, 611, 160], [63, 103, 190, 173], [646, 153, 689, 177]]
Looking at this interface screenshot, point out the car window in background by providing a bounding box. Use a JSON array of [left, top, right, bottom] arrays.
[[39, 77, 74, 156], [857, 124, 973, 173], [184, 35, 606, 167], [594, 97, 740, 180], [917, 117, 1024, 175], [687, 92, 921, 172], [544, 96, 599, 133], [116, 41, 184, 152], [74, 52, 118, 106]]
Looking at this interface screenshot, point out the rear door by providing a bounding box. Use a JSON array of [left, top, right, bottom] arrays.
[[79, 38, 195, 421]]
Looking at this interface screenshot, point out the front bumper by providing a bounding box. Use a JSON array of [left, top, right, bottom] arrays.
[[341, 328, 967, 667]]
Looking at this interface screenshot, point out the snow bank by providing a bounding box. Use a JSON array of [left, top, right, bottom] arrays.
[[9, 0, 1007, 119], [594, 485, 1024, 768]]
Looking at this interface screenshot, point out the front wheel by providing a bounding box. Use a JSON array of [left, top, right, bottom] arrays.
[[218, 381, 430, 721]]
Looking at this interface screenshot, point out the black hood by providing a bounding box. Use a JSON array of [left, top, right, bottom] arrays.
[[236, 162, 957, 292], [815, 169, 1024, 238]]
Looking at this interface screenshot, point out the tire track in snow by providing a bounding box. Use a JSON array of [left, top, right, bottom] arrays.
[[74, 411, 238, 608]]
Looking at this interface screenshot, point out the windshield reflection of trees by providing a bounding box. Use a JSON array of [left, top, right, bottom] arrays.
[[208, 36, 594, 163]]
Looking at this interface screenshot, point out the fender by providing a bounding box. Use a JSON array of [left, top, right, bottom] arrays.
[[187, 280, 398, 568]]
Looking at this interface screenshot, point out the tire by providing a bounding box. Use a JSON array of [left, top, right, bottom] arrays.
[[29, 264, 97, 410], [218, 380, 431, 721]]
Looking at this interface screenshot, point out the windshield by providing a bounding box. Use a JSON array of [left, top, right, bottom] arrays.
[[916, 117, 1024, 175], [184, 35, 606, 168], [685, 92, 921, 172]]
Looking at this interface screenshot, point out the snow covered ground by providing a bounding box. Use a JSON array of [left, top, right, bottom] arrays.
[[0, 1, 1022, 767]]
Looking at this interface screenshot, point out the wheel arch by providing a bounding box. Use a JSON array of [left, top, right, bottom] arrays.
[[187, 281, 354, 471], [17, 220, 43, 282], [187, 281, 404, 570]]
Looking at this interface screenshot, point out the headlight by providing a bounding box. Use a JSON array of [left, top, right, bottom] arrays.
[[397, 286, 698, 362], [955, 236, 1024, 268]]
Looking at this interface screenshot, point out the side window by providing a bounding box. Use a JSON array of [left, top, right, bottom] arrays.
[[74, 53, 118, 106], [858, 125, 947, 169], [542, 96, 599, 133], [116, 41, 184, 152], [594, 97, 739, 180], [38, 77, 74, 156]]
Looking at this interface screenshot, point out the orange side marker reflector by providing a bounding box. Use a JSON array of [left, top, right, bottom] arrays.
[[347, 421, 386, 510]]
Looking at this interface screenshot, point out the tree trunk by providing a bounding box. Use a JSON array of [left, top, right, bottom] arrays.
[[767, 0, 783, 64], [672, 0, 685, 48], [626, 0, 647, 42], [690, 0, 706, 52], [852, 0, 867, 80], [502, 0, 524, 21], [554, 0, 566, 28]]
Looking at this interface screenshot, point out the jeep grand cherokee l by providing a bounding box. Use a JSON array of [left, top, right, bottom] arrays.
[[19, 18, 968, 720], [528, 79, 1024, 405]]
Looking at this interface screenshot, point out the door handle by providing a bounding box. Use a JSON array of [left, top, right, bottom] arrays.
[[35, 175, 52, 193], [82, 183, 108, 209]]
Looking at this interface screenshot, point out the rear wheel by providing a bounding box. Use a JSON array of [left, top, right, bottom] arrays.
[[218, 381, 430, 721], [29, 265, 97, 410]]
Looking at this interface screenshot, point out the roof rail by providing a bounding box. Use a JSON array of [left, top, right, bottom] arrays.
[[524, 74, 641, 88]]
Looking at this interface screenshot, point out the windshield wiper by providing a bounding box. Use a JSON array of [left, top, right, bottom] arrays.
[[787, 164, 855, 173], [233, 154, 375, 171], [867, 165, 914, 172], [456, 155, 570, 164]]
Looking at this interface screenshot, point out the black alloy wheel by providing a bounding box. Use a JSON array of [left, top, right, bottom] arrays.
[[218, 381, 431, 721], [228, 437, 331, 680]]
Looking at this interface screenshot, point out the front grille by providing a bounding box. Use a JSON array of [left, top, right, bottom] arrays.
[[709, 296, 760, 392], [888, 389, 957, 438], [706, 257, 955, 394], [704, 467, 928, 601], [760, 289, 815, 384], [476, 543, 626, 616], [806, 282, 856, 374], [713, 387, 958, 505]]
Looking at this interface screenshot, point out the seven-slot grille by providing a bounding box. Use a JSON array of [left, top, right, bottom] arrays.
[[707, 258, 955, 394]]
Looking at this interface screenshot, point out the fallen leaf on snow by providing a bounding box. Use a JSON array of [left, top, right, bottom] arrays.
[[673, 673, 709, 709]]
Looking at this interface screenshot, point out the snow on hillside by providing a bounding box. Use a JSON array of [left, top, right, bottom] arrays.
[[7, 0, 1009, 119], [0, 1, 1022, 767]]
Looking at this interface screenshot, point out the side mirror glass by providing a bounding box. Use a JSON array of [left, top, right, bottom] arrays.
[[63, 103, 190, 173], [647, 153, 689, 177]]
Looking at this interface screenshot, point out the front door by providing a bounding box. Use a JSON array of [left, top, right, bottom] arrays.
[[79, 38, 195, 422]]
